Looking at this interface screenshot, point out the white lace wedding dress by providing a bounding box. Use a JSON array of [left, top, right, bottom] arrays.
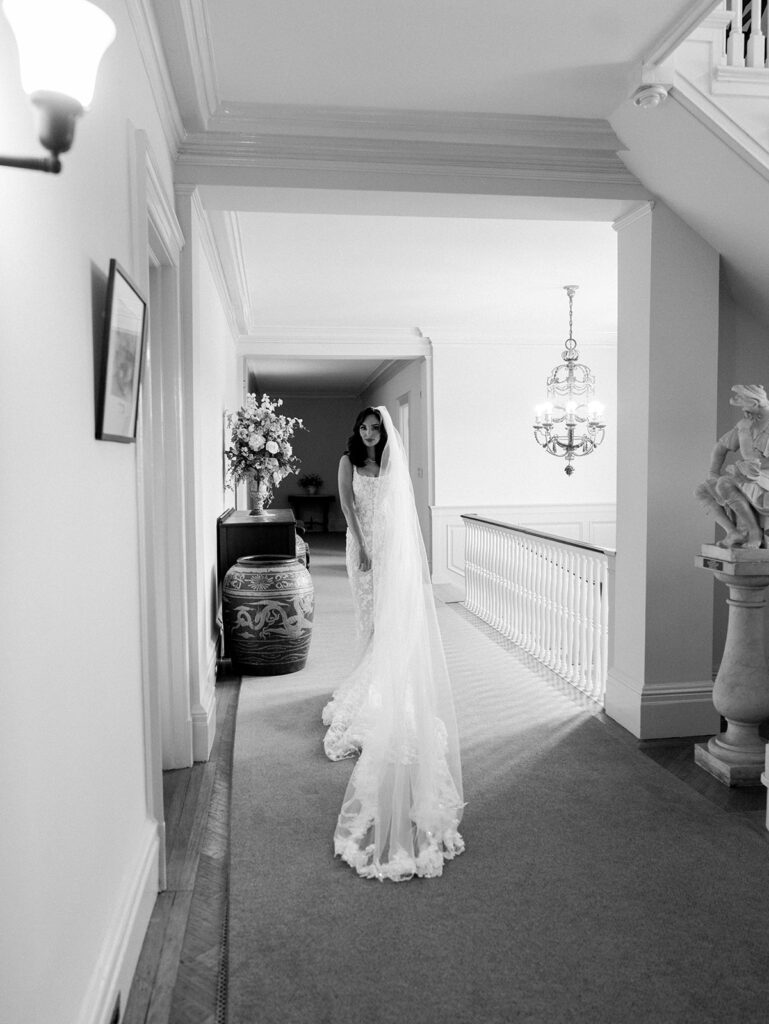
[[322, 409, 465, 882], [322, 469, 378, 761]]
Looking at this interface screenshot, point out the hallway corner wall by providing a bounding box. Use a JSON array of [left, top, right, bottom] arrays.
[[0, 6, 178, 1023], [177, 192, 241, 760], [606, 200, 721, 738]]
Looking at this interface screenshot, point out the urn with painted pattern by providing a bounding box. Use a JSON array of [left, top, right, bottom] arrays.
[[223, 554, 314, 675]]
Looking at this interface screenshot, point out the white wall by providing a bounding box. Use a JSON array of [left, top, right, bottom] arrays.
[[0, 5, 176, 1022], [605, 202, 720, 738], [190, 213, 240, 748], [430, 337, 617, 507]]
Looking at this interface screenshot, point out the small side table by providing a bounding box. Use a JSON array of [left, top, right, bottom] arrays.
[[287, 494, 336, 532]]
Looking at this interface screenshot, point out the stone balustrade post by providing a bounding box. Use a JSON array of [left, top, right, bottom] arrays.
[[694, 545, 769, 785]]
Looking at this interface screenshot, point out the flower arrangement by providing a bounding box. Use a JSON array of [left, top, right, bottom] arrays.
[[299, 473, 323, 493], [224, 393, 304, 511]]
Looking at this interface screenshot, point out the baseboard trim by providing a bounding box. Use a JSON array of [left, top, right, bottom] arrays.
[[76, 818, 160, 1024], [192, 657, 217, 761], [605, 667, 720, 739]]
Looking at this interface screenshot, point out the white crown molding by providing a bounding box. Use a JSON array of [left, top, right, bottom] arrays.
[[237, 326, 429, 359], [176, 135, 644, 198], [176, 185, 241, 338], [176, 107, 646, 198], [179, 132, 636, 175], [421, 328, 617, 346], [145, 145, 185, 262], [125, 0, 185, 152], [179, 0, 220, 126], [209, 104, 625, 149], [612, 201, 655, 233], [204, 210, 253, 333], [360, 360, 403, 392]]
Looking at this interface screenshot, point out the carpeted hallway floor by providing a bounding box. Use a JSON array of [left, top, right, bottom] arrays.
[[228, 534, 769, 1024]]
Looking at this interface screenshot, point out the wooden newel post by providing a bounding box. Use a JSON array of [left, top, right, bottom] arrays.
[[694, 545, 769, 785]]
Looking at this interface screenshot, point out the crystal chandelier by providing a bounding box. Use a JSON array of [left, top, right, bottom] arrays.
[[533, 285, 606, 476]]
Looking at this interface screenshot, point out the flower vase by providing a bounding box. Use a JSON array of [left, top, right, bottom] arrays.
[[248, 475, 271, 516]]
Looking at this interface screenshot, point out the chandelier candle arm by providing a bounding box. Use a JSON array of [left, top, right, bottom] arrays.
[[532, 285, 607, 476]]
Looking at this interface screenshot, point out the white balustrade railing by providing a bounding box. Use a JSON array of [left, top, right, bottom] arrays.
[[723, 0, 768, 68], [463, 514, 615, 703]]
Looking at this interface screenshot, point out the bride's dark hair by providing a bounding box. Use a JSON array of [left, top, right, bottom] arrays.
[[346, 407, 388, 467]]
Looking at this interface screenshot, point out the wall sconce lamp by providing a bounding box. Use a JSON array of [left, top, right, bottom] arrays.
[[1, 0, 116, 174]]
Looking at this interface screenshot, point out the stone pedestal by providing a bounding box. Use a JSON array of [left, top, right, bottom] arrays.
[[694, 545, 769, 786]]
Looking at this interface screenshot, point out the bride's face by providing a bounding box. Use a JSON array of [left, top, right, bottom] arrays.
[[359, 414, 381, 451]]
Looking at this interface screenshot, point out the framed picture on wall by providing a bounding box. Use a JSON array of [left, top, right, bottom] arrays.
[[96, 259, 148, 443]]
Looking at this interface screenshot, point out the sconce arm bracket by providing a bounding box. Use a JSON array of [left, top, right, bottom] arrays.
[[0, 153, 62, 173]]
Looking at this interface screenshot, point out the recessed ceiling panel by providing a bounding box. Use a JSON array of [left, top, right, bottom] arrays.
[[206, 0, 699, 119]]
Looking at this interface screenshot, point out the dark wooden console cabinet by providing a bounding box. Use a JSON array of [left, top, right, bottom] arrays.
[[216, 508, 297, 582]]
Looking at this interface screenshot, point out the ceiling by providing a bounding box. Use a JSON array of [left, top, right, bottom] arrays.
[[153, 0, 722, 396], [202, 0, 700, 120]]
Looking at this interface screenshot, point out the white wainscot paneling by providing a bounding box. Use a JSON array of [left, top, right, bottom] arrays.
[[431, 504, 616, 586]]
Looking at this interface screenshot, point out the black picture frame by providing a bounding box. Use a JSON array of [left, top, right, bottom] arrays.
[[96, 259, 147, 443]]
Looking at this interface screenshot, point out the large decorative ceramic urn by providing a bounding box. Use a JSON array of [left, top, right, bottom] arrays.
[[223, 554, 314, 675]]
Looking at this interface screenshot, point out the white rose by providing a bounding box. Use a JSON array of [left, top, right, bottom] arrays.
[[266, 440, 279, 454]]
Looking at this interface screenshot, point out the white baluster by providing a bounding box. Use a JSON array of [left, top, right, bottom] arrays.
[[467, 522, 476, 615], [515, 534, 525, 645], [600, 558, 610, 703], [583, 556, 596, 697], [568, 549, 578, 683], [527, 539, 537, 654], [747, 0, 766, 67], [497, 528, 506, 635], [728, 0, 746, 67], [575, 553, 587, 693], [483, 528, 489, 622], [542, 544, 552, 662]]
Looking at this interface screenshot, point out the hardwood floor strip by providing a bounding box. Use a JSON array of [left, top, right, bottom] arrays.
[[144, 891, 195, 1024], [122, 892, 175, 1024], [162, 770, 191, 850], [124, 679, 240, 1024]]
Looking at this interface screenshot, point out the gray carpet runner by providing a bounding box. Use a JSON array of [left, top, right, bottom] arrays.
[[228, 537, 769, 1024]]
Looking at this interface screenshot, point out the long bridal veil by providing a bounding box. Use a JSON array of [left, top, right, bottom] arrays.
[[333, 406, 465, 881]]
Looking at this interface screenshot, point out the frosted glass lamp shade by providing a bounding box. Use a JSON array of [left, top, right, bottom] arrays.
[[3, 0, 116, 108]]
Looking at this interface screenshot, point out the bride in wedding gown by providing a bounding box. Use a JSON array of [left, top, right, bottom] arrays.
[[322, 406, 465, 881]]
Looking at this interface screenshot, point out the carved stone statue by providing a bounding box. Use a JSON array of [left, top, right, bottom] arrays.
[[695, 384, 769, 549]]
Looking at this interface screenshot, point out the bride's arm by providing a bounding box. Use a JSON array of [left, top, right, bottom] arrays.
[[338, 454, 371, 571]]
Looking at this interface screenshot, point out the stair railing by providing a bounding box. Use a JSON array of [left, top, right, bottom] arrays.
[[724, 0, 768, 68], [462, 514, 615, 703]]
